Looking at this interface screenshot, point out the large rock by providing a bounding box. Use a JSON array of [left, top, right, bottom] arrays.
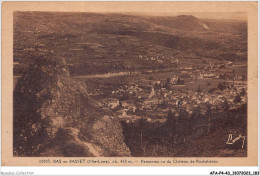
[[13, 55, 131, 156]]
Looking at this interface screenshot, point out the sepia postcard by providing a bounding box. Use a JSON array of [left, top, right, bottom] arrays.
[[1, 1, 258, 166]]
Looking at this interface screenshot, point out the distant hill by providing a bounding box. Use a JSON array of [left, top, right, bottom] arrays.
[[202, 18, 247, 34], [147, 15, 210, 31], [13, 12, 247, 75], [145, 15, 247, 34]]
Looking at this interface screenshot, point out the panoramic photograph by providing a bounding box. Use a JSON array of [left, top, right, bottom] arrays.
[[13, 11, 247, 157]]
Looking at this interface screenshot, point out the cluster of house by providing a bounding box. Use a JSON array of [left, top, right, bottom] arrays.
[[94, 55, 247, 124], [101, 76, 247, 123], [177, 61, 246, 81], [138, 54, 179, 64]]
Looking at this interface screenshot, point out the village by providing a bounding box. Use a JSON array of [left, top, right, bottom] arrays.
[[99, 55, 247, 124]]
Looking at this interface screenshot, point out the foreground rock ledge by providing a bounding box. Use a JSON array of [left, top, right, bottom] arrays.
[[13, 56, 131, 157]]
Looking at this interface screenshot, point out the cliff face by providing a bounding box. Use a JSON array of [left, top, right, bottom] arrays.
[[13, 56, 131, 157]]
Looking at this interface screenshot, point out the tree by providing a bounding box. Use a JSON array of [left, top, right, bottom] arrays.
[[193, 106, 202, 119], [177, 109, 190, 141], [197, 85, 202, 93], [240, 88, 246, 96], [166, 109, 175, 119], [205, 104, 212, 133], [234, 93, 242, 103], [165, 110, 177, 137], [222, 99, 230, 112], [137, 118, 147, 149], [166, 77, 171, 84], [218, 82, 225, 91], [205, 104, 212, 117]]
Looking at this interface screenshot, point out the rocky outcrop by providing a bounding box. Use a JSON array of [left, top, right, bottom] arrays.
[[13, 55, 131, 157]]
